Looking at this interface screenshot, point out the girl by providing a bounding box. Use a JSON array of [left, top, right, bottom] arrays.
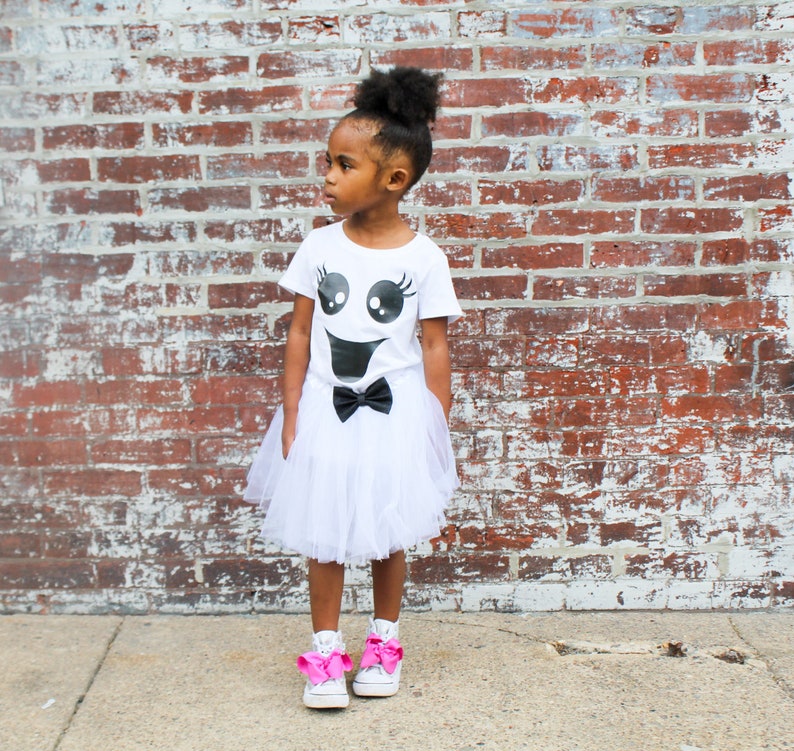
[[244, 67, 461, 709]]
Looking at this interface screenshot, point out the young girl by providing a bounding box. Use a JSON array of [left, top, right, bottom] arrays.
[[244, 67, 461, 709]]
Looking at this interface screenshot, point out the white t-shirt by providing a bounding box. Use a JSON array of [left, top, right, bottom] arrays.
[[279, 221, 463, 390]]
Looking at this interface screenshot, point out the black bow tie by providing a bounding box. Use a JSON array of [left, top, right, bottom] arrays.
[[332, 377, 393, 423]]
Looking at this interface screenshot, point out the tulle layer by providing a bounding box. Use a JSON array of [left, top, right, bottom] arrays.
[[243, 366, 458, 564]]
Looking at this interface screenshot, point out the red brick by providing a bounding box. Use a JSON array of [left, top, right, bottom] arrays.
[[591, 241, 696, 268], [592, 42, 696, 68], [479, 179, 583, 206], [288, 15, 340, 44], [610, 365, 710, 396], [0, 127, 35, 152], [259, 118, 333, 145], [644, 273, 747, 298], [649, 142, 755, 169], [197, 86, 302, 114], [662, 395, 763, 423], [432, 115, 472, 140], [307, 82, 356, 110], [36, 159, 91, 183], [0, 560, 95, 589], [89, 379, 184, 406], [593, 176, 695, 203], [759, 205, 794, 233], [704, 108, 780, 137], [512, 370, 608, 398], [207, 153, 309, 180], [641, 208, 743, 234], [648, 74, 756, 103], [148, 187, 251, 213], [705, 39, 794, 65], [579, 335, 651, 366], [42, 469, 142, 496], [453, 275, 527, 301], [98, 155, 200, 183], [481, 111, 585, 138], [526, 76, 638, 104], [425, 212, 526, 240], [534, 275, 636, 301], [512, 8, 621, 38], [208, 281, 287, 309], [448, 338, 524, 369], [17, 439, 88, 466], [257, 50, 361, 79], [591, 304, 697, 332], [0, 533, 41, 557], [191, 376, 280, 406], [701, 300, 781, 330], [591, 108, 698, 138], [404, 181, 471, 209], [0, 92, 85, 119], [153, 122, 252, 148], [101, 221, 198, 247], [482, 44, 585, 71], [531, 209, 634, 236], [13, 381, 83, 407], [702, 238, 792, 266], [148, 55, 248, 83], [204, 219, 303, 244], [179, 19, 281, 49], [482, 243, 583, 270], [42, 122, 144, 150], [92, 439, 191, 465], [43, 189, 140, 216], [371, 46, 474, 72], [485, 307, 589, 336], [443, 78, 527, 107], [93, 90, 192, 115], [430, 146, 523, 174], [703, 174, 791, 202]]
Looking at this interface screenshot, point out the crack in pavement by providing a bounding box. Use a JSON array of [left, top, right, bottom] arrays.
[[52, 617, 124, 751], [729, 615, 794, 702]]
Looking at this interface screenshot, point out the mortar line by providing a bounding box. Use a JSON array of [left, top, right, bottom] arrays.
[[52, 617, 125, 751], [729, 615, 794, 703]]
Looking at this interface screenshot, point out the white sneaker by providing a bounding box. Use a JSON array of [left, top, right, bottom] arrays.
[[352, 618, 403, 698], [297, 630, 352, 709]]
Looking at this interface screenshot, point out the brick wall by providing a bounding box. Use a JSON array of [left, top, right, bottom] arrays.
[[1, 0, 793, 614]]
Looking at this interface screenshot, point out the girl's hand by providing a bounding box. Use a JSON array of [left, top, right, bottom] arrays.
[[281, 417, 297, 459]]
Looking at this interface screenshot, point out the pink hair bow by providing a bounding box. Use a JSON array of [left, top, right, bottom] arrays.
[[296, 650, 353, 684], [360, 634, 403, 675]]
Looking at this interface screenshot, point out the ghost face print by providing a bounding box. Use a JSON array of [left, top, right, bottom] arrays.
[[316, 265, 416, 383]]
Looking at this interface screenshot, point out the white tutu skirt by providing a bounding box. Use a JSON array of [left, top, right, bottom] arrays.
[[243, 365, 459, 564]]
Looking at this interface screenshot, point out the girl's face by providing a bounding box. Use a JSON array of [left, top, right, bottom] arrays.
[[323, 119, 391, 216]]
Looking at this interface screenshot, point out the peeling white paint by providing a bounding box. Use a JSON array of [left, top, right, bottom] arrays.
[[765, 271, 794, 350]]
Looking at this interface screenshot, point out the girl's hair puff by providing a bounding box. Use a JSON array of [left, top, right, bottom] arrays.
[[346, 66, 443, 189]]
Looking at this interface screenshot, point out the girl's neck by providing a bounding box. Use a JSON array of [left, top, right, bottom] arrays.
[[343, 209, 415, 250]]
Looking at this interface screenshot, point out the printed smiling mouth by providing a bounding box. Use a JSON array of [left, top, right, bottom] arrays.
[[326, 330, 385, 383]]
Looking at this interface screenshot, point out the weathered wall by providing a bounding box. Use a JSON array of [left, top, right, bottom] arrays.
[[1, 0, 793, 614]]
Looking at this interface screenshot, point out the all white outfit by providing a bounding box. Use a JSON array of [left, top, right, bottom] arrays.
[[244, 221, 462, 564]]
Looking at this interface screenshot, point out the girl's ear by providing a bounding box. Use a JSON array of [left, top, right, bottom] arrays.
[[386, 167, 410, 193]]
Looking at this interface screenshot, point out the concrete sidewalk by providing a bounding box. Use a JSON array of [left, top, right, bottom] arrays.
[[2, 611, 793, 751]]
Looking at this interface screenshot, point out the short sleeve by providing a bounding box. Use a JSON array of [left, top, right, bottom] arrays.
[[278, 237, 316, 299], [417, 251, 463, 324]]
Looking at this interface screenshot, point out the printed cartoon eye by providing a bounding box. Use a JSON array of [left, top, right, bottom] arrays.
[[367, 274, 416, 324], [317, 266, 349, 315]]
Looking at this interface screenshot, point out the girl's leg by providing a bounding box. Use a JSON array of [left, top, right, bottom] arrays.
[[371, 549, 406, 622], [308, 559, 345, 632]]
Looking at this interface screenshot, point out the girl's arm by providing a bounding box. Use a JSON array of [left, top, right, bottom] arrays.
[[281, 293, 314, 458], [420, 316, 452, 422]]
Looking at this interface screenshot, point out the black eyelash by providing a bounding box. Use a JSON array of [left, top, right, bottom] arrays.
[[316, 264, 327, 286], [397, 274, 417, 298]]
